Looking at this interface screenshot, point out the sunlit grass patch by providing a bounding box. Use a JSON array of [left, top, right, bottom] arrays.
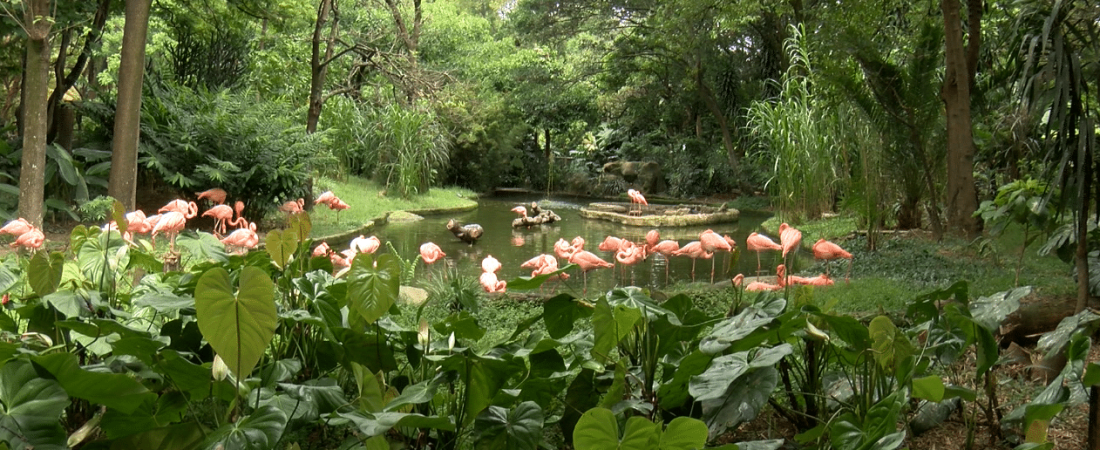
[[306, 175, 478, 238]]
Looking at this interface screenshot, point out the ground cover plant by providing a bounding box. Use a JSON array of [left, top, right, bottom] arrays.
[[0, 203, 1094, 450]]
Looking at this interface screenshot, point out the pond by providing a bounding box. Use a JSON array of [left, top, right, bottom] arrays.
[[368, 193, 786, 295]]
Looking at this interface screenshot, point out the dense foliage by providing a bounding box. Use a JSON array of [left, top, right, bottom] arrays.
[[0, 211, 1092, 449]]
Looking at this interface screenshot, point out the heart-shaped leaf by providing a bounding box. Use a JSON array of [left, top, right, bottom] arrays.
[[28, 251, 64, 297], [265, 229, 297, 270], [591, 297, 642, 363], [474, 401, 544, 450], [195, 266, 277, 379], [659, 417, 708, 450], [347, 254, 401, 325]]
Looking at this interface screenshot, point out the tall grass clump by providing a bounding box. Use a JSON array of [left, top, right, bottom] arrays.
[[747, 25, 847, 222]]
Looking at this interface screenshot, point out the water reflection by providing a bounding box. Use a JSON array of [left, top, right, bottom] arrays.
[[361, 194, 786, 295]]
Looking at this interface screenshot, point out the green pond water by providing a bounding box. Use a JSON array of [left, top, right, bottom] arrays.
[[367, 194, 787, 295]]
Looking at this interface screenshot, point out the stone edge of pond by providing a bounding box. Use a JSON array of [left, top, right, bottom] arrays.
[[578, 207, 740, 227], [308, 200, 479, 244]]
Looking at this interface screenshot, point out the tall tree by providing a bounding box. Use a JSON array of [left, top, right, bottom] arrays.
[[107, 0, 152, 210], [7, 0, 53, 228], [941, 0, 982, 238], [306, 0, 337, 133]]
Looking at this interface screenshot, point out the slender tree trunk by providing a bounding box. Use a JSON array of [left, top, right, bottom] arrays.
[[18, 0, 52, 228], [108, 0, 153, 211], [306, 0, 335, 133], [942, 0, 983, 238], [48, 0, 110, 143], [694, 59, 746, 191]]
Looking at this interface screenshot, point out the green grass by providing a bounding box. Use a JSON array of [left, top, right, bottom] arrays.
[[305, 175, 478, 238]]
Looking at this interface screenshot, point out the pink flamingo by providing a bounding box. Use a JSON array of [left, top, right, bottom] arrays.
[[315, 191, 337, 207], [650, 239, 680, 285], [220, 221, 258, 253], [349, 235, 381, 254], [673, 241, 711, 282], [313, 242, 332, 258], [195, 188, 227, 205], [615, 242, 647, 285], [481, 255, 502, 274], [280, 198, 305, 214], [570, 236, 586, 253], [644, 230, 660, 253], [812, 239, 853, 282], [699, 229, 733, 283], [511, 206, 528, 218], [479, 271, 507, 293], [779, 223, 802, 260], [151, 211, 188, 252], [627, 189, 648, 214], [554, 238, 575, 259], [787, 273, 835, 286], [328, 197, 349, 222], [568, 250, 614, 295], [159, 200, 198, 219], [11, 228, 44, 251], [420, 242, 446, 279], [746, 232, 782, 276], [0, 218, 33, 236], [597, 236, 624, 252], [203, 204, 234, 235]]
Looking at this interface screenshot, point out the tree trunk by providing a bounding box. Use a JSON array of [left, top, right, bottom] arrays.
[[18, 0, 52, 228], [384, 0, 423, 103], [108, 0, 153, 211], [306, 0, 335, 133], [942, 0, 983, 239], [48, 0, 110, 143], [694, 59, 746, 192]]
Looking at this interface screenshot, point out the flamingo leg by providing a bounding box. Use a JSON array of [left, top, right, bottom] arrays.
[[710, 258, 717, 283], [691, 258, 697, 282]]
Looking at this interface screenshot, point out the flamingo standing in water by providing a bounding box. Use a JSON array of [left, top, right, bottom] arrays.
[[481, 255, 502, 274], [419, 242, 446, 279], [615, 242, 647, 286], [349, 235, 381, 255], [511, 206, 528, 218], [812, 239, 853, 282], [746, 232, 782, 276], [567, 250, 614, 295], [554, 238, 575, 259], [196, 188, 227, 205], [699, 229, 733, 283], [627, 189, 648, 214], [673, 241, 711, 282], [650, 239, 680, 285]]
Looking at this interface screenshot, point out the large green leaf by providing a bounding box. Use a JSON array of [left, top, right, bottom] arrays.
[[968, 286, 1029, 331], [829, 391, 907, 450], [591, 297, 642, 363], [474, 401, 545, 450], [33, 353, 155, 414], [659, 417, 708, 450], [195, 267, 277, 379], [543, 294, 592, 339], [700, 367, 778, 440], [347, 254, 401, 325], [0, 360, 69, 450], [439, 353, 520, 426], [201, 405, 287, 450], [699, 299, 786, 355], [28, 251, 64, 297], [265, 229, 297, 270], [869, 316, 913, 372], [574, 407, 659, 450]]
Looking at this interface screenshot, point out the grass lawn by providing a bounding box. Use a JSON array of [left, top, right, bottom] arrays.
[[303, 176, 478, 238]]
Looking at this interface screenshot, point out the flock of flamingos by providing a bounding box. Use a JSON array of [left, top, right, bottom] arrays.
[[0, 187, 854, 297]]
